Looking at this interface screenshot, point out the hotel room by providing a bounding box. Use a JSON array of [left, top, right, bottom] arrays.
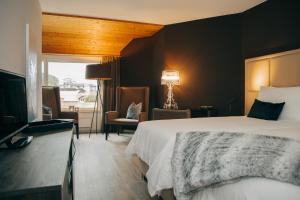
[[0, 0, 300, 200]]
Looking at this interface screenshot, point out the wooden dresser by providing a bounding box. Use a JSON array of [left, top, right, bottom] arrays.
[[0, 128, 75, 200]]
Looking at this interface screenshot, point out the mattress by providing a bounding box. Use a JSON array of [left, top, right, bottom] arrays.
[[126, 116, 300, 200]]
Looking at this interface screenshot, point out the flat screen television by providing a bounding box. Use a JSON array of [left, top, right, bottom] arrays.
[[0, 69, 28, 145]]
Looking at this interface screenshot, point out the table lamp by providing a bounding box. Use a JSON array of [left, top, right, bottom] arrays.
[[161, 70, 180, 109], [86, 63, 112, 137]]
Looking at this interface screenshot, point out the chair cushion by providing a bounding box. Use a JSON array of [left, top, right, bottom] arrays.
[[109, 118, 139, 125]]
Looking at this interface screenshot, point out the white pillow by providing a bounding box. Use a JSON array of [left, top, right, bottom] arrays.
[[126, 102, 142, 120], [258, 86, 300, 121]]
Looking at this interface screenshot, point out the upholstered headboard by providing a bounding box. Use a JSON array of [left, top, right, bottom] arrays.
[[245, 49, 300, 114]]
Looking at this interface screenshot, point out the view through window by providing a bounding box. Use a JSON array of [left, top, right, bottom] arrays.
[[47, 62, 97, 111]]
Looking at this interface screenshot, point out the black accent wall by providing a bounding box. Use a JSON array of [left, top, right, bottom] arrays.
[[120, 0, 300, 117], [242, 0, 300, 58], [162, 15, 242, 116]]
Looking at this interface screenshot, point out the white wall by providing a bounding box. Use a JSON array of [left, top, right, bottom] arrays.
[[0, 0, 42, 120]]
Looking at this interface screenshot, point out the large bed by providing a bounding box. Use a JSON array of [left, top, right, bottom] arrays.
[[127, 117, 300, 200], [126, 49, 300, 200]]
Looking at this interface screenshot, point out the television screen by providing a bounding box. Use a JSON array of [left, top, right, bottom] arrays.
[[0, 70, 28, 144]]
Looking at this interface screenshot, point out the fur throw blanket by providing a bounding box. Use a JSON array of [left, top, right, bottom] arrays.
[[171, 131, 300, 200]]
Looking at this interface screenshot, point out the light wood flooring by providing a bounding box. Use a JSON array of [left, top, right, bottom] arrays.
[[73, 133, 156, 200]]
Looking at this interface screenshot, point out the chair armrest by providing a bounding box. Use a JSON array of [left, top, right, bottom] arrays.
[[105, 111, 119, 123], [60, 111, 79, 122], [139, 112, 148, 122], [43, 114, 52, 121]]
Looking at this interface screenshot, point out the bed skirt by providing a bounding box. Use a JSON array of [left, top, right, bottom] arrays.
[[133, 156, 176, 200]]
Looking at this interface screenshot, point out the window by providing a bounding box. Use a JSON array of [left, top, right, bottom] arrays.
[[46, 62, 97, 111]]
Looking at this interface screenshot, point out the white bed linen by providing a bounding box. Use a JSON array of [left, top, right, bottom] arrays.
[[126, 116, 300, 200]]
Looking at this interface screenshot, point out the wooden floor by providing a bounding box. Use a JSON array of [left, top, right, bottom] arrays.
[[74, 133, 156, 200]]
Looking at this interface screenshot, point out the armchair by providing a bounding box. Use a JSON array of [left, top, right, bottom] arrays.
[[42, 86, 79, 139], [105, 87, 149, 140]]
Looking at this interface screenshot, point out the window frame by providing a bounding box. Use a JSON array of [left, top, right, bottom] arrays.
[[42, 54, 102, 112]]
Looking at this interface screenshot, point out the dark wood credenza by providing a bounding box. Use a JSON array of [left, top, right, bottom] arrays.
[[0, 128, 75, 200]]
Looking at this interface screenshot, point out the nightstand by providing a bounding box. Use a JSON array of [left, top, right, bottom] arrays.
[[191, 106, 217, 118], [152, 108, 191, 120]]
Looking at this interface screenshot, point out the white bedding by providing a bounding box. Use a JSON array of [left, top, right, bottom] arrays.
[[126, 116, 300, 200]]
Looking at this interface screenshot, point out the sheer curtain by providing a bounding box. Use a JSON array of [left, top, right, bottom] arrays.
[[100, 56, 120, 132]]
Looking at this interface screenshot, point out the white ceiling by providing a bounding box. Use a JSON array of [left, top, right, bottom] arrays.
[[39, 0, 265, 25]]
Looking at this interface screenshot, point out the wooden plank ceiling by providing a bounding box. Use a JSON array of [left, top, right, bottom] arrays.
[[42, 13, 163, 56]]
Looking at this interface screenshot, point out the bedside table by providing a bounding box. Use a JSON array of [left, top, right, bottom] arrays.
[[152, 108, 191, 120], [191, 106, 217, 118]]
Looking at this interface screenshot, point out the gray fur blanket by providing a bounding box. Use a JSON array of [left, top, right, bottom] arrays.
[[171, 131, 300, 200]]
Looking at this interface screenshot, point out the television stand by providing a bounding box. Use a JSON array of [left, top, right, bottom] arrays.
[[5, 135, 33, 149], [0, 128, 74, 200]]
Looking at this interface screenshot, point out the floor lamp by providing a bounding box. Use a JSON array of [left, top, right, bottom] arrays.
[[85, 63, 112, 137]]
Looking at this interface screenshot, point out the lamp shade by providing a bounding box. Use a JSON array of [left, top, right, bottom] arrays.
[[85, 63, 112, 80], [161, 70, 180, 85]]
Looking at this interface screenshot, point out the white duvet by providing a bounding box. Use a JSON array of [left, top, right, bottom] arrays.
[[126, 116, 300, 200]]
